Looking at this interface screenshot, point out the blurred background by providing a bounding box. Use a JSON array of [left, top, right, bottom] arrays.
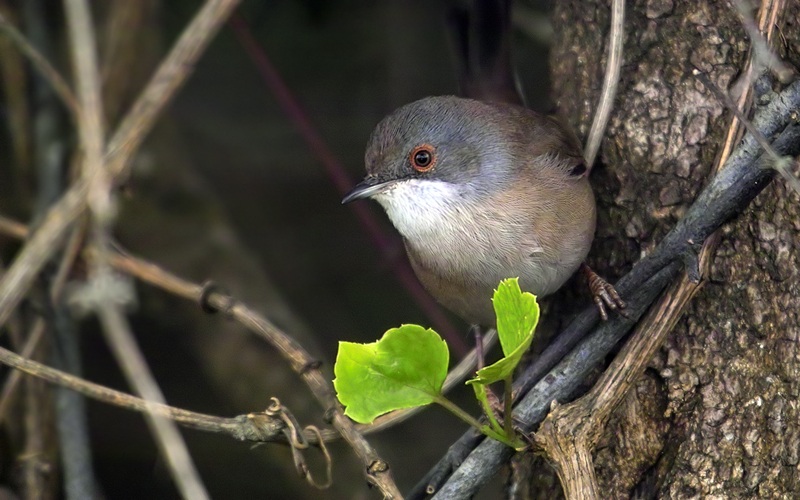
[[0, 0, 557, 498]]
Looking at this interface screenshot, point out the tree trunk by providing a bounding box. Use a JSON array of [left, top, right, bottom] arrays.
[[533, 0, 800, 497]]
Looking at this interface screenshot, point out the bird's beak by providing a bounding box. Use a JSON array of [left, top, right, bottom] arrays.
[[341, 178, 397, 204]]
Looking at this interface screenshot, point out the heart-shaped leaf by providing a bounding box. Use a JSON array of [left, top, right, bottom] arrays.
[[334, 324, 449, 423]]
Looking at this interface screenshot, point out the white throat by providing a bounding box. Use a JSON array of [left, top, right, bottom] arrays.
[[373, 179, 469, 242]]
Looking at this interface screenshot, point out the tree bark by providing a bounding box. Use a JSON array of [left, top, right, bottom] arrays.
[[533, 0, 800, 497]]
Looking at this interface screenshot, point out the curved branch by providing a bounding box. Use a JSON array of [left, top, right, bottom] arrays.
[[0, 343, 286, 440], [583, 0, 625, 167]]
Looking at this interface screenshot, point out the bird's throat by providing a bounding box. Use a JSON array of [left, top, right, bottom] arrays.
[[373, 179, 470, 242]]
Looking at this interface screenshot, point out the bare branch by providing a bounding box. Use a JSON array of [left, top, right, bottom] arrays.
[[0, 342, 290, 440], [733, 0, 794, 83], [0, 217, 403, 496], [0, 0, 239, 352], [97, 305, 210, 499], [0, 320, 45, 422], [64, 0, 111, 221]]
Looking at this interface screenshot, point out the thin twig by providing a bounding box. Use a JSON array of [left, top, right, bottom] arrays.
[[64, 0, 111, 222], [0, 0, 239, 350], [694, 70, 781, 163], [0, 215, 26, 238], [733, 0, 794, 83], [0, 321, 45, 421], [583, 0, 625, 166], [105, 0, 241, 179], [0, 343, 291, 440], [97, 305, 210, 500], [0, 9, 79, 117], [21, 351, 50, 497]]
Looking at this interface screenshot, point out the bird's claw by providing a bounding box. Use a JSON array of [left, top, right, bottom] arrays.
[[582, 264, 627, 321]]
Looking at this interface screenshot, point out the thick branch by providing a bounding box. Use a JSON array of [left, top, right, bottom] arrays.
[[532, 5, 787, 495], [533, 272, 704, 499], [417, 78, 800, 498]]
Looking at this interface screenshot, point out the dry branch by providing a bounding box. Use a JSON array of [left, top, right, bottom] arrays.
[[0, 1, 404, 495], [0, 0, 239, 332], [0, 216, 403, 496], [0, 9, 79, 117], [583, 0, 625, 167]]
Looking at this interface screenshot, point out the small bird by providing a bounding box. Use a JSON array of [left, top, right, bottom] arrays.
[[343, 96, 623, 327]]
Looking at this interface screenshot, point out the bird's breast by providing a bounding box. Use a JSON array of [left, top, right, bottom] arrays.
[[374, 178, 565, 292]]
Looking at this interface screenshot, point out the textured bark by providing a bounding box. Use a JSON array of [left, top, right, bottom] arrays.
[[528, 0, 800, 498]]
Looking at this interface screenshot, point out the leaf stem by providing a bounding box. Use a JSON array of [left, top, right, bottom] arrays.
[[435, 395, 517, 448], [434, 395, 485, 431]]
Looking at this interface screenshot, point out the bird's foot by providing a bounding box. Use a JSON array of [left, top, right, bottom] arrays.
[[581, 263, 627, 321]]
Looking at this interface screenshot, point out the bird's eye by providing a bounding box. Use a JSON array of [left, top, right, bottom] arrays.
[[410, 144, 437, 172]]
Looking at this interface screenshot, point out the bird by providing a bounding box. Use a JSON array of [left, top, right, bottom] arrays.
[[343, 95, 624, 328]]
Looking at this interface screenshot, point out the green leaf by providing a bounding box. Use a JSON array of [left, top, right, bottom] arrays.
[[468, 278, 539, 385], [333, 324, 449, 423]]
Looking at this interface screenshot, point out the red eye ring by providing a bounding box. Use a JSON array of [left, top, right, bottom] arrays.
[[410, 144, 437, 172]]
